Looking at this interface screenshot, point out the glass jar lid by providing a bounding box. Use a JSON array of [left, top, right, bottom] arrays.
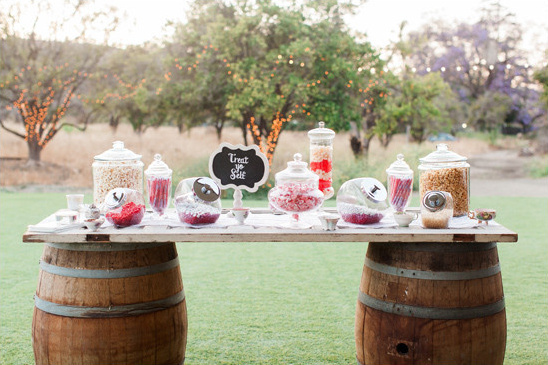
[[193, 177, 221, 202], [145, 154, 172, 176], [419, 143, 467, 164], [276, 153, 319, 182], [94, 141, 142, 161], [422, 191, 447, 212], [104, 188, 128, 210], [386, 153, 413, 175], [307, 121, 335, 141], [360, 178, 387, 203]]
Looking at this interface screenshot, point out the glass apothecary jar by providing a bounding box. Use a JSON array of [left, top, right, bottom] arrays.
[[421, 190, 454, 229], [104, 188, 146, 228], [174, 177, 222, 225], [386, 154, 414, 212], [308, 121, 335, 200], [419, 144, 469, 217], [145, 154, 172, 217], [93, 141, 144, 206], [337, 178, 389, 224], [268, 153, 324, 228]]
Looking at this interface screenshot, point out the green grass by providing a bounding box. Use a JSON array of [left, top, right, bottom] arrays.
[[1, 192, 547, 364]]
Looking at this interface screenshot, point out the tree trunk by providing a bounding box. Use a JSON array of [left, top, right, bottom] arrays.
[[27, 140, 42, 165]]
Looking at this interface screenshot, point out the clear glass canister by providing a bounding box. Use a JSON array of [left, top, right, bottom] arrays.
[[336, 178, 389, 224], [308, 121, 335, 199], [386, 154, 414, 212], [174, 177, 222, 225], [145, 154, 172, 217], [104, 188, 146, 228], [268, 153, 324, 226], [421, 190, 454, 229], [418, 143, 469, 217], [93, 141, 144, 206]]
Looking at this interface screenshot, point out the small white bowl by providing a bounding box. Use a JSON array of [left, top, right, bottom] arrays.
[[84, 218, 104, 232], [318, 213, 340, 231], [393, 211, 418, 227]]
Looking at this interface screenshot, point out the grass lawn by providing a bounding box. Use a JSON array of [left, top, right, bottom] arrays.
[[1, 192, 547, 364]]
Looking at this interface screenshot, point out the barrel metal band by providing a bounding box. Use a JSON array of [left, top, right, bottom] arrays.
[[34, 290, 185, 318], [364, 258, 500, 281], [358, 291, 505, 320], [45, 242, 171, 252], [39, 257, 180, 279], [375, 242, 496, 253]]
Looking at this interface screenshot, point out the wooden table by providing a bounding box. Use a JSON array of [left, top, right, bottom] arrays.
[[24, 209, 517, 365]]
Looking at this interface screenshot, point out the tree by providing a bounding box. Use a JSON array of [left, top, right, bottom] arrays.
[[0, 0, 119, 164]]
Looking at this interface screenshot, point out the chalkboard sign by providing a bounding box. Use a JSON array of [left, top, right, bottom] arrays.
[[209, 143, 269, 193]]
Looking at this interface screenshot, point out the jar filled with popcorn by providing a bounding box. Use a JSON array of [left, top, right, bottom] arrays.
[[418, 144, 469, 217], [92, 141, 144, 207], [308, 121, 335, 200]]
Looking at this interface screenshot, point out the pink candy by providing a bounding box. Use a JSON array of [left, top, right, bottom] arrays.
[[269, 182, 323, 213]]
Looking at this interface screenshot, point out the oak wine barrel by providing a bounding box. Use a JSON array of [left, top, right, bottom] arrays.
[[355, 242, 506, 365], [32, 242, 187, 365]]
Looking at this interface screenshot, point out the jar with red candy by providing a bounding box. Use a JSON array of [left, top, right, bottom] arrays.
[[386, 153, 414, 213], [145, 154, 172, 217], [268, 153, 324, 228], [104, 188, 146, 228], [336, 178, 389, 225], [174, 177, 222, 225], [308, 121, 335, 199]]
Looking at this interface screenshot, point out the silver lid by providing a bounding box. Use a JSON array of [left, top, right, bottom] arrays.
[[193, 177, 221, 202], [360, 178, 387, 203], [104, 188, 127, 210], [422, 191, 447, 212]]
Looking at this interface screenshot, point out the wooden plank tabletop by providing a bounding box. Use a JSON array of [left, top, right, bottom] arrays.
[[23, 209, 518, 244]]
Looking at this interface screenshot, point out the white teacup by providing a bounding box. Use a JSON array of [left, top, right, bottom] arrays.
[[231, 207, 250, 225], [67, 194, 84, 211], [393, 211, 418, 227]]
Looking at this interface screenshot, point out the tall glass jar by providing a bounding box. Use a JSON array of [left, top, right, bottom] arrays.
[[386, 154, 414, 212], [145, 154, 172, 217], [418, 144, 469, 217], [92, 141, 144, 206], [308, 121, 335, 199]]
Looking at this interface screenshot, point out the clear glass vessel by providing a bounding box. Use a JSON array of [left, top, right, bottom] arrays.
[[145, 154, 172, 217], [268, 153, 324, 228], [336, 178, 389, 225], [386, 154, 414, 213], [104, 188, 146, 228], [421, 190, 454, 229], [308, 121, 335, 200], [92, 141, 144, 207], [419, 143, 469, 217], [174, 177, 222, 225]]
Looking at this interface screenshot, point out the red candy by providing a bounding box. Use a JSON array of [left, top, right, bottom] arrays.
[[106, 202, 145, 227], [147, 177, 171, 215], [178, 211, 220, 225], [310, 159, 332, 173], [341, 212, 383, 225], [269, 183, 323, 213]]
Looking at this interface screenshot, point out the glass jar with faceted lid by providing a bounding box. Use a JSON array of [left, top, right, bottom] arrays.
[[421, 190, 454, 228], [145, 154, 172, 217], [386, 153, 414, 212], [268, 153, 324, 228], [174, 177, 222, 225], [93, 141, 144, 206], [336, 178, 389, 225], [308, 121, 335, 199], [104, 188, 146, 227], [418, 143, 469, 217]]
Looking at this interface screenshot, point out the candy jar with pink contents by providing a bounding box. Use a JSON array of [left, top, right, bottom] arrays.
[[336, 178, 389, 225], [386, 154, 414, 213], [104, 188, 146, 228], [174, 177, 222, 225], [308, 121, 335, 200], [268, 153, 324, 228], [145, 154, 172, 217]]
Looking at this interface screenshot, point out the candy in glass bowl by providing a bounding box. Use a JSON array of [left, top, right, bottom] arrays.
[[386, 153, 414, 213], [103, 188, 146, 228], [145, 154, 172, 217], [268, 153, 324, 228], [336, 178, 389, 225], [174, 177, 222, 225]]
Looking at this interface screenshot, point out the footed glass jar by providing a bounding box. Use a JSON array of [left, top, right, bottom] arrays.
[[93, 141, 144, 206], [145, 154, 172, 217], [104, 188, 146, 228], [174, 177, 221, 225], [337, 178, 389, 224], [419, 144, 469, 217], [268, 153, 324, 228], [386, 154, 414, 212], [308, 121, 335, 199]]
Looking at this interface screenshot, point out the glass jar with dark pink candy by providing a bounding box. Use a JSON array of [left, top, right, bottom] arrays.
[[336, 178, 389, 225], [386, 153, 414, 213], [174, 177, 222, 225]]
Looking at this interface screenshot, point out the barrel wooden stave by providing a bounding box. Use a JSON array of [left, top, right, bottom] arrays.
[[355, 242, 506, 365], [32, 242, 187, 365]]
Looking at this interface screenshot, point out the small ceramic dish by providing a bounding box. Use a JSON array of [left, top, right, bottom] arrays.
[[318, 213, 340, 231], [468, 209, 496, 225], [84, 217, 105, 231]]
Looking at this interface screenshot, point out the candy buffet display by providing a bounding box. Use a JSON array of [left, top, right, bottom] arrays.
[[386, 154, 414, 212], [145, 154, 172, 217], [268, 153, 324, 228], [419, 144, 469, 217], [93, 141, 144, 206], [104, 188, 146, 228], [336, 178, 389, 225], [174, 177, 222, 225], [421, 190, 454, 229], [308, 121, 335, 199]]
